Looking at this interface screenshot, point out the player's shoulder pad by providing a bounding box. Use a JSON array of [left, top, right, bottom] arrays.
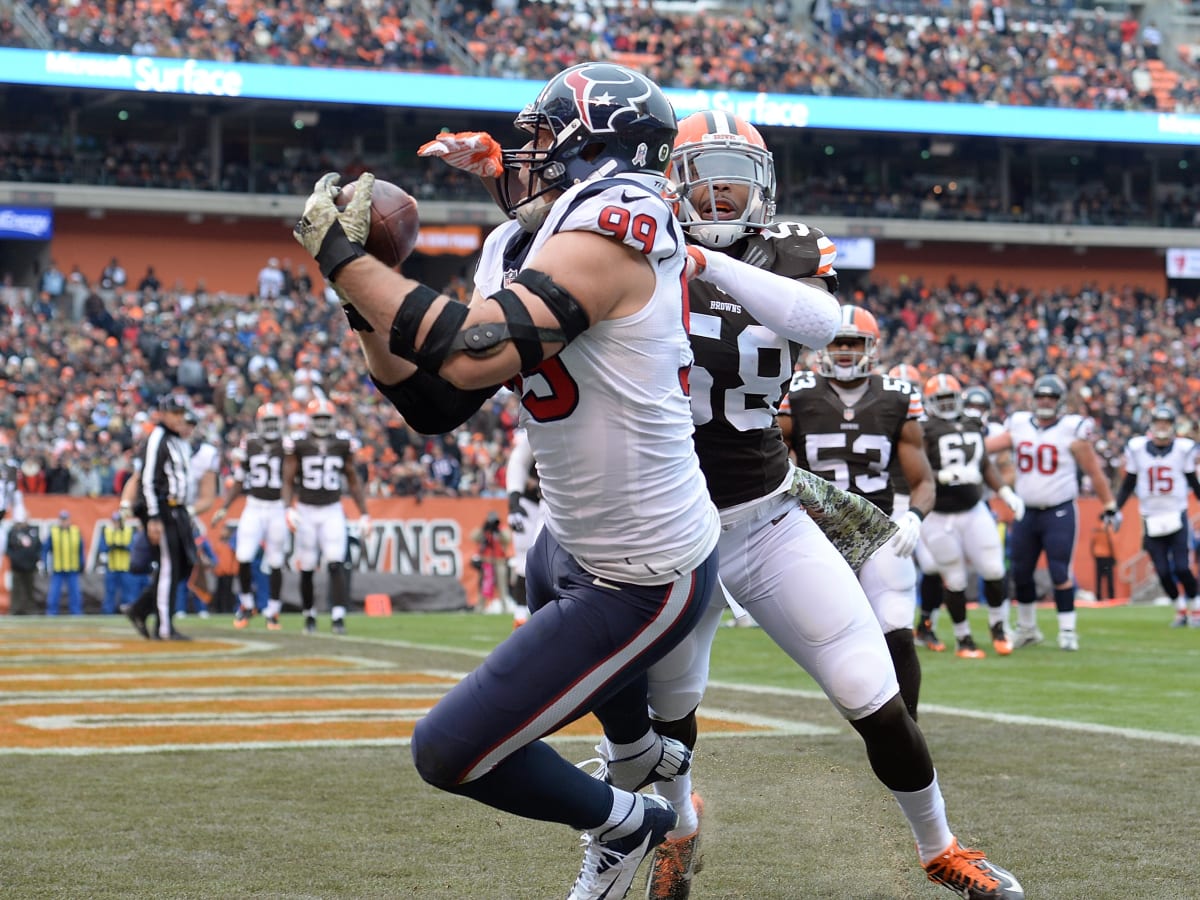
[[743, 221, 835, 280], [549, 177, 677, 255]]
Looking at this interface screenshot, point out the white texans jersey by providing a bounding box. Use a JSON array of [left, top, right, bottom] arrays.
[[189, 441, 221, 505], [1122, 436, 1197, 517], [475, 175, 718, 585], [1002, 411, 1094, 507]]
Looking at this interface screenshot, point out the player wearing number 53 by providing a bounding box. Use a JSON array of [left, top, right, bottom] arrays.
[[984, 374, 1117, 651], [779, 305, 937, 719], [294, 63, 721, 899]]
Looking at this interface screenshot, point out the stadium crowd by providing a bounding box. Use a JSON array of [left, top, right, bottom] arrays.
[[0, 251, 1194, 504], [10, 0, 1200, 111]]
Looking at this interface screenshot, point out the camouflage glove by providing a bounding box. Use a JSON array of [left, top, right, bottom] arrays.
[[788, 467, 897, 571], [294, 172, 374, 280]]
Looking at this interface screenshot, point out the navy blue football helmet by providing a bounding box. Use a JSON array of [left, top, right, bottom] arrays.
[[499, 63, 677, 230]]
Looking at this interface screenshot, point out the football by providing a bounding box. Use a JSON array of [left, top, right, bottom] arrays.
[[336, 178, 419, 268]]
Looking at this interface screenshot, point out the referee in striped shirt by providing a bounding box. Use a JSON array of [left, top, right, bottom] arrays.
[[124, 395, 197, 641]]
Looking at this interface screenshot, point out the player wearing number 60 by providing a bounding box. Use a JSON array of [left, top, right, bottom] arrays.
[[984, 373, 1118, 651]]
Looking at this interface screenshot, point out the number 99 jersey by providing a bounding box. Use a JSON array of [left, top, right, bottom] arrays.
[[689, 221, 837, 509], [781, 371, 917, 517]]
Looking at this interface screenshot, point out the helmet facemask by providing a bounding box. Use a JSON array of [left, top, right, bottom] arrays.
[[1150, 409, 1176, 444], [928, 390, 962, 419], [672, 138, 776, 249], [819, 335, 876, 382]]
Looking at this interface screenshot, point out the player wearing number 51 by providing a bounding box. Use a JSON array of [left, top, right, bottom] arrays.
[[294, 63, 722, 899], [984, 374, 1117, 651]]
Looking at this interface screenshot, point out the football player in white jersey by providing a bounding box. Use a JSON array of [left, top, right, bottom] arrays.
[[985, 373, 1118, 651], [633, 113, 1022, 900], [296, 63, 720, 899], [918, 375, 1025, 658], [1112, 404, 1200, 627], [212, 402, 291, 630]]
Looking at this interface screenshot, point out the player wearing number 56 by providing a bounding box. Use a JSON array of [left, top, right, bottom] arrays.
[[984, 373, 1117, 651], [293, 63, 723, 899]]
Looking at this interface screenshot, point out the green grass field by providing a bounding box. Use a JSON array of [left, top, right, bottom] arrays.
[[1, 604, 1197, 899]]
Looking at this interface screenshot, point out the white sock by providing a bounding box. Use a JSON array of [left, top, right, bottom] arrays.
[[332, 605, 347, 621], [1177, 598, 1189, 612], [266, 599, 282, 618], [591, 789, 642, 841], [892, 771, 954, 865], [953, 622, 971, 640], [1057, 610, 1077, 633], [654, 771, 697, 838], [1017, 603, 1038, 631], [604, 729, 657, 765], [238, 593, 254, 611]]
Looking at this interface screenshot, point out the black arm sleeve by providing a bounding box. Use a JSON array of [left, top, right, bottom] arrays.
[[371, 370, 499, 436], [1113, 472, 1137, 510], [1187, 472, 1200, 503]]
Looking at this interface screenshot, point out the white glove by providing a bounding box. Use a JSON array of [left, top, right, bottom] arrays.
[[358, 514, 371, 536], [210, 507, 227, 525], [508, 509, 527, 534], [998, 486, 1025, 522], [937, 464, 982, 486], [293, 172, 374, 279], [285, 507, 301, 532], [1100, 505, 1122, 532], [417, 131, 503, 177], [890, 510, 923, 558]]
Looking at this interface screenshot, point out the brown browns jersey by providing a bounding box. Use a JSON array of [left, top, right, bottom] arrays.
[[783, 371, 916, 516], [284, 431, 358, 506], [235, 434, 286, 502], [923, 415, 987, 513], [690, 222, 838, 510]]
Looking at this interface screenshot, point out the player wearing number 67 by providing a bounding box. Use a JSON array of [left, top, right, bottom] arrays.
[[778, 305, 936, 719], [984, 373, 1117, 651]]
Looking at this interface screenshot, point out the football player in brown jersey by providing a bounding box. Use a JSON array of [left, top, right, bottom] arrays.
[[281, 397, 370, 635], [919, 375, 1024, 658], [634, 113, 1023, 900]]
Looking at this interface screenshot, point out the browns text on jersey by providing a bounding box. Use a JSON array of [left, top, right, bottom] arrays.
[[689, 222, 834, 509]]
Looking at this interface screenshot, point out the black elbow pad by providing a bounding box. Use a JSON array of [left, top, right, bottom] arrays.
[[372, 371, 499, 435]]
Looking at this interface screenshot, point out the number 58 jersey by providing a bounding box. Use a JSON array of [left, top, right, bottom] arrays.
[[689, 221, 838, 509]]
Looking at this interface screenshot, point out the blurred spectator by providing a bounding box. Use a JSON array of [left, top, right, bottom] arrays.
[[5, 514, 42, 615]]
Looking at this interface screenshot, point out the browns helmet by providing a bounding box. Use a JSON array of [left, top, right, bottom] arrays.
[[888, 364, 923, 391], [670, 110, 776, 249], [305, 397, 336, 438], [818, 306, 880, 382], [255, 402, 284, 441], [924, 374, 964, 420]]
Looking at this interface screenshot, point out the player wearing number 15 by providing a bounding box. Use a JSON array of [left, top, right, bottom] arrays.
[[294, 63, 720, 899], [779, 306, 937, 720], [985, 373, 1117, 651], [1112, 404, 1200, 627]]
